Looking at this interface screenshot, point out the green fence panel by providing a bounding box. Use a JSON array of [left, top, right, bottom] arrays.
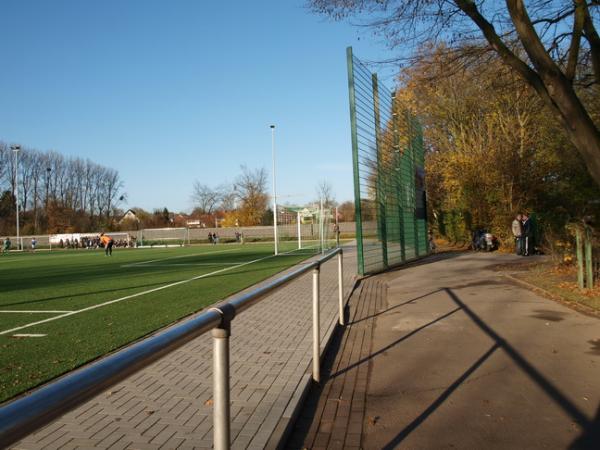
[[347, 47, 428, 275]]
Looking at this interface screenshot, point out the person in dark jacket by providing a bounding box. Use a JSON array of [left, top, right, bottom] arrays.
[[521, 214, 532, 256]]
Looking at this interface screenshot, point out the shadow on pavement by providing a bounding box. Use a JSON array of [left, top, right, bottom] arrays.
[[347, 289, 442, 326], [286, 288, 460, 449], [332, 306, 461, 380], [383, 251, 465, 274], [380, 287, 598, 449], [381, 343, 501, 450]]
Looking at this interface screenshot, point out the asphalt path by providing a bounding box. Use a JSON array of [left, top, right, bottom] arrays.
[[364, 251, 599, 449], [288, 251, 599, 449]]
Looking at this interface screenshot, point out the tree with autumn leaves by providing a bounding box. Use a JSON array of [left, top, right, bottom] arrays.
[[311, 0, 600, 187], [312, 0, 600, 244], [397, 49, 600, 243]]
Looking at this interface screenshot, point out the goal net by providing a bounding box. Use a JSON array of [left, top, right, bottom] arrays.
[[138, 227, 189, 248], [48, 232, 135, 250], [275, 204, 336, 254]]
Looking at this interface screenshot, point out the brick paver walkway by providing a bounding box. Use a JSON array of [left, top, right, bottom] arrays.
[[285, 277, 385, 450], [12, 247, 357, 450]]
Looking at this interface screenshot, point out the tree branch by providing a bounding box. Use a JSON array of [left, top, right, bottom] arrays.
[[566, 0, 585, 82], [581, 0, 600, 84], [454, 1, 555, 109]]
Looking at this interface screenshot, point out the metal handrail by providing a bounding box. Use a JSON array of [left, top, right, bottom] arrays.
[[0, 247, 344, 449]]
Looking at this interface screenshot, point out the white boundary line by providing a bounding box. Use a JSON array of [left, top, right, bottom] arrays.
[[13, 334, 47, 337], [0, 310, 75, 314], [0, 247, 304, 336], [120, 247, 244, 267], [139, 262, 253, 267]]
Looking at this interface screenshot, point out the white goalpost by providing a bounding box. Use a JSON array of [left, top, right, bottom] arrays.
[[274, 204, 335, 255], [137, 227, 190, 248]]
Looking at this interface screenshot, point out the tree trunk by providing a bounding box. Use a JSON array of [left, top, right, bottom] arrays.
[[546, 75, 600, 186], [504, 0, 600, 186], [456, 0, 600, 187]]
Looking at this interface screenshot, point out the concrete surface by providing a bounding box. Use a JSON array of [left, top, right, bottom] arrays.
[[288, 251, 600, 449]]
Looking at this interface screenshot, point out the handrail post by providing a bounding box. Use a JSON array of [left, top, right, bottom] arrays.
[[312, 265, 321, 383], [576, 226, 585, 289], [338, 250, 344, 326], [585, 226, 594, 289], [212, 315, 232, 450]]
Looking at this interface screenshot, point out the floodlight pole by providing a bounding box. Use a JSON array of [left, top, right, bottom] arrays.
[[335, 206, 339, 248], [11, 145, 21, 250], [320, 197, 324, 254], [297, 211, 302, 250], [270, 125, 278, 255]]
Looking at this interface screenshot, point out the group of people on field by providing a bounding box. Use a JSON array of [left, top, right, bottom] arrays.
[[57, 235, 132, 250], [2, 233, 117, 256], [208, 232, 219, 244], [511, 213, 534, 256]]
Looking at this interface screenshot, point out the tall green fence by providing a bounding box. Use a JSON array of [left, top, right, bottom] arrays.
[[347, 47, 428, 275]]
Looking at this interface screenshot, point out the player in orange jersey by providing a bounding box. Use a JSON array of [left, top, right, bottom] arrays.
[[99, 233, 114, 256]]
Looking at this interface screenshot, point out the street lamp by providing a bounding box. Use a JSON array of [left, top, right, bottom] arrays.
[[270, 125, 278, 255], [45, 167, 51, 216], [10, 145, 21, 250]]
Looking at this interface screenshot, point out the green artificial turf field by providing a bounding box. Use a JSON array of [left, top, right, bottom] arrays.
[[0, 241, 319, 403]]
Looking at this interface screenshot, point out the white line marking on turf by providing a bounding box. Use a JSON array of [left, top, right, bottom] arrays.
[[141, 262, 253, 267], [0, 247, 302, 336], [120, 247, 243, 267], [0, 310, 75, 314], [12, 334, 47, 337]]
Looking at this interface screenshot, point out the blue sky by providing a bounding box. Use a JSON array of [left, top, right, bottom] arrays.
[[0, 0, 397, 212]]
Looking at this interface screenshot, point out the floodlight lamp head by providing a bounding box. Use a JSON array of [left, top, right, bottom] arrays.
[[270, 125, 275, 129], [11, 145, 21, 151]]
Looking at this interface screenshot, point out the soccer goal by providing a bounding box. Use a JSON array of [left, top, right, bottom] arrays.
[[275, 203, 336, 254], [48, 232, 135, 250], [137, 227, 190, 248]]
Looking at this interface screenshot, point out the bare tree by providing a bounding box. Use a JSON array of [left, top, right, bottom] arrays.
[[104, 168, 124, 220], [310, 0, 600, 186], [315, 179, 337, 208], [191, 182, 224, 214], [0, 141, 125, 233], [0, 143, 9, 193], [220, 185, 238, 212], [235, 166, 269, 226]]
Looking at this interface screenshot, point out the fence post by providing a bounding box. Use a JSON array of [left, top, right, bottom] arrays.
[[391, 92, 406, 262], [212, 319, 231, 450], [575, 227, 585, 289], [312, 265, 321, 383], [346, 47, 365, 276], [585, 226, 594, 289], [372, 73, 388, 269], [408, 113, 420, 257], [338, 251, 344, 326]]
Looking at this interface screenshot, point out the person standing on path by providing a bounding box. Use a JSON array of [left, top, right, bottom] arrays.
[[511, 214, 524, 255], [428, 229, 437, 252]]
